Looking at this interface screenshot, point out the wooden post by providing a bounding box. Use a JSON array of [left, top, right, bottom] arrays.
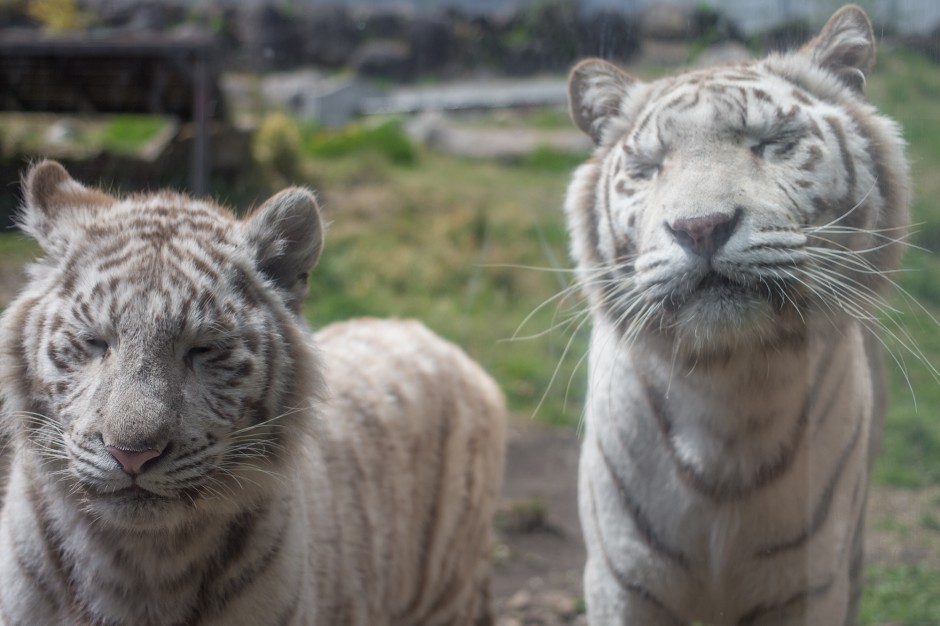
[[191, 50, 210, 197]]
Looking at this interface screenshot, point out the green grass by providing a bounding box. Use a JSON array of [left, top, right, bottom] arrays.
[[295, 150, 585, 425], [866, 50, 940, 491], [301, 120, 417, 165], [833, 48, 940, 626], [861, 564, 940, 626], [0, 113, 170, 158], [0, 230, 41, 263], [516, 145, 588, 172], [868, 50, 940, 254], [99, 115, 168, 154]]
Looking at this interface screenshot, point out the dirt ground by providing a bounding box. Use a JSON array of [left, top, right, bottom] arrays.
[[492, 418, 940, 626], [493, 420, 586, 626]]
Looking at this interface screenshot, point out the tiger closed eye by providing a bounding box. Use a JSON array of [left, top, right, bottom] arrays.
[[629, 160, 662, 180], [186, 346, 212, 360], [85, 337, 109, 353], [750, 141, 770, 157]]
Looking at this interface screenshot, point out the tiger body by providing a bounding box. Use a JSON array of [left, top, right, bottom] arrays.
[[0, 161, 506, 626], [565, 5, 908, 625]]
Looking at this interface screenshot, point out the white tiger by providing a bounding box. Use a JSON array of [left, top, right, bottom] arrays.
[[564, 5, 909, 625], [0, 160, 507, 626]]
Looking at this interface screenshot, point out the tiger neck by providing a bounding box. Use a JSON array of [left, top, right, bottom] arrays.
[[8, 460, 308, 625], [618, 319, 861, 408], [590, 319, 869, 499]]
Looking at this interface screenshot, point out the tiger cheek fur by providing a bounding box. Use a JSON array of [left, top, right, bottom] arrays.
[[0, 161, 507, 625], [566, 5, 909, 626]]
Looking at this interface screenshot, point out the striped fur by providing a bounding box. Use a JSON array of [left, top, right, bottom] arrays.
[[0, 161, 506, 625], [565, 6, 909, 625]]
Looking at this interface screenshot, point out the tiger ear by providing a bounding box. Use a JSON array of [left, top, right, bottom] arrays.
[[803, 4, 875, 94], [20, 160, 113, 253], [243, 187, 324, 314], [568, 58, 637, 145]]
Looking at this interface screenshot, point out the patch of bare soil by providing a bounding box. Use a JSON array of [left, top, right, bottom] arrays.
[[493, 419, 940, 625], [493, 420, 586, 626], [866, 485, 940, 570]]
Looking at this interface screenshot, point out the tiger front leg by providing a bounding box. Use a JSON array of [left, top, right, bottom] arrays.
[[578, 441, 689, 626], [582, 556, 686, 626], [583, 552, 853, 626], [732, 566, 852, 626]]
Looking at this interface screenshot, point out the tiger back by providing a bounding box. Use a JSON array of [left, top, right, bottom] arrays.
[[0, 160, 506, 625], [564, 5, 909, 625]]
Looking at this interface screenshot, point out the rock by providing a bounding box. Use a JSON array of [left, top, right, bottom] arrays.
[[259, 70, 380, 127], [540, 591, 578, 617], [44, 120, 81, 145], [639, 39, 692, 66], [498, 580, 588, 626], [640, 3, 695, 41], [694, 40, 753, 67], [506, 589, 533, 611]]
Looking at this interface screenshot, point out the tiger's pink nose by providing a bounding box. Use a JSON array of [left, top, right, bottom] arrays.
[[106, 446, 162, 475], [668, 209, 741, 257]]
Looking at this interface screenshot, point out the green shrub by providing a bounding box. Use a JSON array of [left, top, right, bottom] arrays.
[[100, 116, 166, 154], [26, 0, 89, 32], [302, 120, 416, 166], [252, 112, 303, 182]]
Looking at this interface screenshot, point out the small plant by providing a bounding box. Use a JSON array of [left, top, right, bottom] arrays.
[[252, 112, 303, 183], [303, 120, 416, 166], [495, 497, 549, 534], [27, 0, 89, 32]]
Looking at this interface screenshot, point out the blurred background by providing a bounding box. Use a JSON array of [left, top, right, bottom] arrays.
[[1, 0, 940, 623]]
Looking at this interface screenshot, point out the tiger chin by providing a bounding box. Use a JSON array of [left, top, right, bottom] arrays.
[[565, 5, 909, 626], [0, 160, 507, 625]]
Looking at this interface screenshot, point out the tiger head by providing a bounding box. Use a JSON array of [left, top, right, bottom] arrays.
[[565, 5, 909, 359], [0, 161, 324, 529]]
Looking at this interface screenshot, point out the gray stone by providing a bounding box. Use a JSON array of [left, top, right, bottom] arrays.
[[694, 40, 753, 67], [260, 70, 381, 127], [640, 3, 695, 41]]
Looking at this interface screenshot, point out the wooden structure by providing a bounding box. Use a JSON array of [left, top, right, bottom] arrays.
[[0, 29, 224, 195]]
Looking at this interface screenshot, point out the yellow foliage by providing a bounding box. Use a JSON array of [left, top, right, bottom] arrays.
[[252, 112, 302, 182], [27, 0, 88, 33]]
